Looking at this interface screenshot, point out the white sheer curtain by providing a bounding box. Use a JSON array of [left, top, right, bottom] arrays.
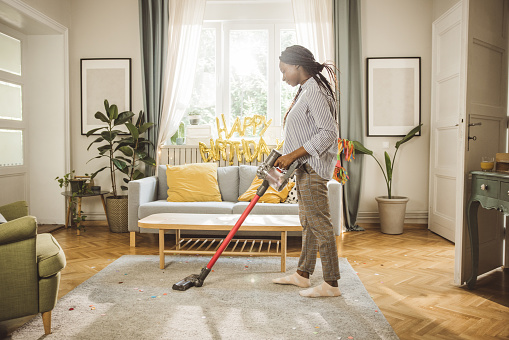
[[156, 0, 206, 170], [291, 0, 334, 62]]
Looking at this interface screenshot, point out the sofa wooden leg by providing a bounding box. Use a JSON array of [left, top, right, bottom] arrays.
[[130, 232, 136, 247], [42, 311, 51, 335]]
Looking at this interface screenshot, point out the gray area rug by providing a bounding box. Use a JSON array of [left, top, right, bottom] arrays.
[[12, 255, 398, 339]]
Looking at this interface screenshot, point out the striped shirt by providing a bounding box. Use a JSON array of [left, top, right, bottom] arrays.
[[283, 77, 338, 180]]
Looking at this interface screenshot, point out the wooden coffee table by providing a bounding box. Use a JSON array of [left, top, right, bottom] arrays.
[[137, 213, 302, 272]]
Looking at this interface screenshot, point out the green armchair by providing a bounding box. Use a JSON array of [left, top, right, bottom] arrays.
[[0, 201, 66, 335]]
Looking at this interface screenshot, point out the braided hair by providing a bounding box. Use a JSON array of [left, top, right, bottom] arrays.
[[280, 45, 338, 126]]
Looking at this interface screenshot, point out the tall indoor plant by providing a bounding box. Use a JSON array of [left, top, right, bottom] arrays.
[[86, 100, 155, 232], [353, 124, 422, 234]]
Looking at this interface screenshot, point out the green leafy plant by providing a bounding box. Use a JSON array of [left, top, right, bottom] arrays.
[[86, 100, 155, 196], [86, 100, 134, 197], [55, 170, 87, 231], [55, 170, 75, 189], [353, 124, 422, 199], [170, 122, 186, 144], [116, 111, 155, 190]]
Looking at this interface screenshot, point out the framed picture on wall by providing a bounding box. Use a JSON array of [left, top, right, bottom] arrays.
[[80, 58, 132, 135], [366, 57, 421, 136]]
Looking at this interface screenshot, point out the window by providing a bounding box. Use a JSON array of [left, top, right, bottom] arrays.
[[186, 22, 297, 140], [0, 29, 25, 167]]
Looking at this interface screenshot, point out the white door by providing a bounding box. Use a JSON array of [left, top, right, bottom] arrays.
[[0, 24, 29, 207], [460, 0, 508, 284], [430, 0, 509, 285], [429, 3, 466, 243]]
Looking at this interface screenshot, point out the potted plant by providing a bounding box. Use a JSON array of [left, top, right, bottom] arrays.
[[188, 110, 201, 125], [353, 124, 422, 234], [176, 122, 185, 145], [55, 170, 88, 235], [86, 100, 155, 232]]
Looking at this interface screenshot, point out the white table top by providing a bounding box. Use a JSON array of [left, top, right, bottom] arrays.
[[138, 213, 302, 231]]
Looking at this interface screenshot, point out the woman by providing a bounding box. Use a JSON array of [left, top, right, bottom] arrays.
[[272, 45, 341, 298]]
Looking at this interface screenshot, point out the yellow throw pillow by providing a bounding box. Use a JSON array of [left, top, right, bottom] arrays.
[[238, 176, 295, 203], [166, 163, 222, 202]]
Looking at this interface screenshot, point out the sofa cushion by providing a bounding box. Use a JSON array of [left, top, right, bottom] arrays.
[[36, 233, 66, 278], [239, 165, 258, 198], [232, 202, 300, 215], [166, 163, 222, 202], [217, 166, 239, 202], [238, 176, 295, 203], [157, 165, 169, 200], [139, 200, 235, 218]]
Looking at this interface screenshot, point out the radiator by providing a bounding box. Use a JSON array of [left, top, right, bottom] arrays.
[[159, 145, 273, 167]]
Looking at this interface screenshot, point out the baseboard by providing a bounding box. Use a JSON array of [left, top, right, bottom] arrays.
[[81, 212, 107, 221], [83, 211, 429, 225], [357, 211, 428, 225]]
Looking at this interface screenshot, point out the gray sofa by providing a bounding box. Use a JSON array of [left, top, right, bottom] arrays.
[[128, 164, 342, 247]]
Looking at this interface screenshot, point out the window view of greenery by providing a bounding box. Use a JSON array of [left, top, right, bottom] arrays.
[[280, 29, 298, 124], [188, 28, 216, 126], [182, 25, 297, 144], [229, 29, 268, 137]]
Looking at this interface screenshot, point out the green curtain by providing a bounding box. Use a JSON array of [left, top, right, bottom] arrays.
[[334, 0, 364, 231], [139, 0, 168, 175]]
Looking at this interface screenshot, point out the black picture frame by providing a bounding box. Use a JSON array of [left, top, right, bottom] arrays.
[[80, 58, 132, 135]]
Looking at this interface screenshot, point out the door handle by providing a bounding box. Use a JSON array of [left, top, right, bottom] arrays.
[[467, 121, 481, 150]]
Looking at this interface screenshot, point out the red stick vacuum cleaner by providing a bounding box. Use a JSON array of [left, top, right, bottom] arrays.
[[172, 149, 298, 291]]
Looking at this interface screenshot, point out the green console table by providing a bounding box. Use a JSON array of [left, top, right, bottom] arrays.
[[466, 171, 509, 289]]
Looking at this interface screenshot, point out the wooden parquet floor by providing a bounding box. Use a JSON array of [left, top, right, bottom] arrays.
[[4, 221, 509, 339]]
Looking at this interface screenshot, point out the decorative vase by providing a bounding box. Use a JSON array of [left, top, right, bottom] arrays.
[[176, 137, 185, 145], [70, 179, 87, 193], [375, 196, 409, 234], [105, 195, 129, 233], [189, 115, 200, 125]]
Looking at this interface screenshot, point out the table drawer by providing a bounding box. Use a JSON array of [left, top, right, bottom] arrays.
[[472, 177, 498, 199], [500, 181, 509, 202]]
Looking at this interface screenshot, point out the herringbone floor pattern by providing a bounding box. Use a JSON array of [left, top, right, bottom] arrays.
[[3, 222, 509, 339]]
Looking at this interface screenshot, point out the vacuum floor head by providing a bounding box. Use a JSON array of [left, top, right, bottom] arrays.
[[172, 274, 201, 291], [172, 267, 211, 291]]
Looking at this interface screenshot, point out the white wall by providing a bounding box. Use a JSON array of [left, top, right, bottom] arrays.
[[433, 0, 461, 21], [18, 0, 71, 28], [26, 34, 67, 223], [69, 0, 142, 219], [358, 0, 432, 223], [61, 0, 450, 222]]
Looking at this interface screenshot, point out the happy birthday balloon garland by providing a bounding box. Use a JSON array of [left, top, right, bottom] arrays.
[[199, 114, 284, 165]]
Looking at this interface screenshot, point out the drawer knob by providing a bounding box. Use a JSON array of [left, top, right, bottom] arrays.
[[480, 184, 488, 191]]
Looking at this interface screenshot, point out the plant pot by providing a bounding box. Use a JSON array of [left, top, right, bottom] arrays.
[[189, 115, 200, 125], [375, 196, 409, 235], [70, 179, 87, 193], [105, 195, 129, 233], [176, 137, 185, 145]]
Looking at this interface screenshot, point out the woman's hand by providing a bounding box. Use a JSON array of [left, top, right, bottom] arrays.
[[273, 147, 309, 169], [274, 154, 295, 170]]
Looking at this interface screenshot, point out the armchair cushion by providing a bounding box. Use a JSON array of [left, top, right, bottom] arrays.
[[36, 233, 66, 278], [0, 213, 6, 224], [0, 200, 28, 221], [0, 216, 37, 245]]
